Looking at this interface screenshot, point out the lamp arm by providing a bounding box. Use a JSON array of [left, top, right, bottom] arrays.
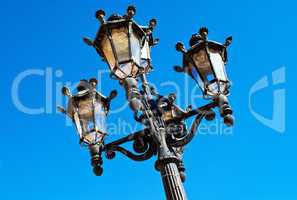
[[182, 102, 217, 120], [106, 144, 156, 161], [104, 129, 147, 147], [167, 102, 217, 148], [169, 113, 204, 147], [102, 128, 157, 162]]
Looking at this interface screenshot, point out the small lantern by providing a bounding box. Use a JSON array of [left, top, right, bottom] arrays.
[[175, 27, 232, 98], [58, 79, 116, 146], [95, 9, 146, 80], [83, 6, 157, 80]]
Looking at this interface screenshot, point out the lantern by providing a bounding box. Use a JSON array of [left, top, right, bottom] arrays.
[[176, 27, 232, 98], [83, 6, 157, 80], [60, 79, 111, 146], [94, 9, 146, 80]]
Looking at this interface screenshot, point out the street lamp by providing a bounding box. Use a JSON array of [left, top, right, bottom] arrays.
[[83, 6, 156, 80], [58, 5, 235, 200], [175, 27, 234, 126], [58, 79, 117, 175], [175, 27, 232, 97]]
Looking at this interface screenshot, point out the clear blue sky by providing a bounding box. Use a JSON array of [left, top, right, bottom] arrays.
[[1, 0, 296, 199]]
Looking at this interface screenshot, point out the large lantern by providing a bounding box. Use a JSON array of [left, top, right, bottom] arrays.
[[58, 79, 116, 146], [83, 6, 157, 80], [175, 27, 232, 98]]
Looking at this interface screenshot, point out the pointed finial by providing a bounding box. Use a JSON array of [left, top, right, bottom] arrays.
[[149, 18, 157, 30], [199, 27, 208, 40], [61, 86, 72, 97], [126, 5, 136, 19], [83, 37, 94, 46], [89, 78, 98, 88], [224, 36, 232, 47], [95, 9, 106, 24], [175, 42, 187, 53]]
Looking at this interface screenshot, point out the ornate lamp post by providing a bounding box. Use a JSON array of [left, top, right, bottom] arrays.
[[58, 6, 234, 200]]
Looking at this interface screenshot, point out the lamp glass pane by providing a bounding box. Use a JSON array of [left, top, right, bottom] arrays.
[[188, 62, 204, 90], [73, 112, 83, 138], [76, 97, 106, 144], [192, 49, 213, 82], [77, 97, 94, 133], [111, 26, 129, 63], [94, 101, 107, 133], [130, 30, 141, 66], [101, 35, 116, 71], [140, 39, 150, 68], [209, 48, 227, 81]]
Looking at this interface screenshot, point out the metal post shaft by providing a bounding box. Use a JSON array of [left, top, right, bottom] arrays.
[[160, 162, 187, 200]]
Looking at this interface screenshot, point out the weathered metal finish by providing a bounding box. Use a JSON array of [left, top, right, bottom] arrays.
[[160, 162, 187, 200], [58, 5, 234, 200]]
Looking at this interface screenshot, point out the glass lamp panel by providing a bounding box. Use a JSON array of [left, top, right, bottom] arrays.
[[192, 49, 213, 82], [101, 34, 116, 71], [93, 101, 107, 134], [130, 30, 142, 66], [73, 112, 83, 138], [77, 97, 95, 134], [84, 101, 106, 144], [209, 48, 227, 81], [140, 40, 150, 68], [188, 62, 205, 91], [111, 26, 130, 63], [77, 97, 107, 144]]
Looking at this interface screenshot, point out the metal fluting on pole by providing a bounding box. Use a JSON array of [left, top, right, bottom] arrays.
[[160, 162, 187, 200]]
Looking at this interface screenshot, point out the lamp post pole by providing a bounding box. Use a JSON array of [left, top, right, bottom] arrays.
[[160, 162, 187, 200], [58, 5, 234, 200], [135, 74, 188, 199]]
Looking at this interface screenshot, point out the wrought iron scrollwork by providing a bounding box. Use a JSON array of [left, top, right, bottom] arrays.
[[169, 113, 205, 147], [103, 129, 157, 162], [167, 102, 217, 148]]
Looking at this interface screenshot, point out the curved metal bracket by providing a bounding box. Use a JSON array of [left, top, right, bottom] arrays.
[[107, 144, 156, 161], [167, 102, 217, 148], [103, 129, 157, 162], [169, 113, 205, 147]]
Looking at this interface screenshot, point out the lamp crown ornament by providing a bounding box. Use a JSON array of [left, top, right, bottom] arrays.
[[95, 9, 106, 24], [126, 5, 136, 19], [199, 27, 209, 39]]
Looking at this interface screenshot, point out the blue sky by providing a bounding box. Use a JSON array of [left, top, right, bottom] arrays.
[[0, 0, 296, 199]]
